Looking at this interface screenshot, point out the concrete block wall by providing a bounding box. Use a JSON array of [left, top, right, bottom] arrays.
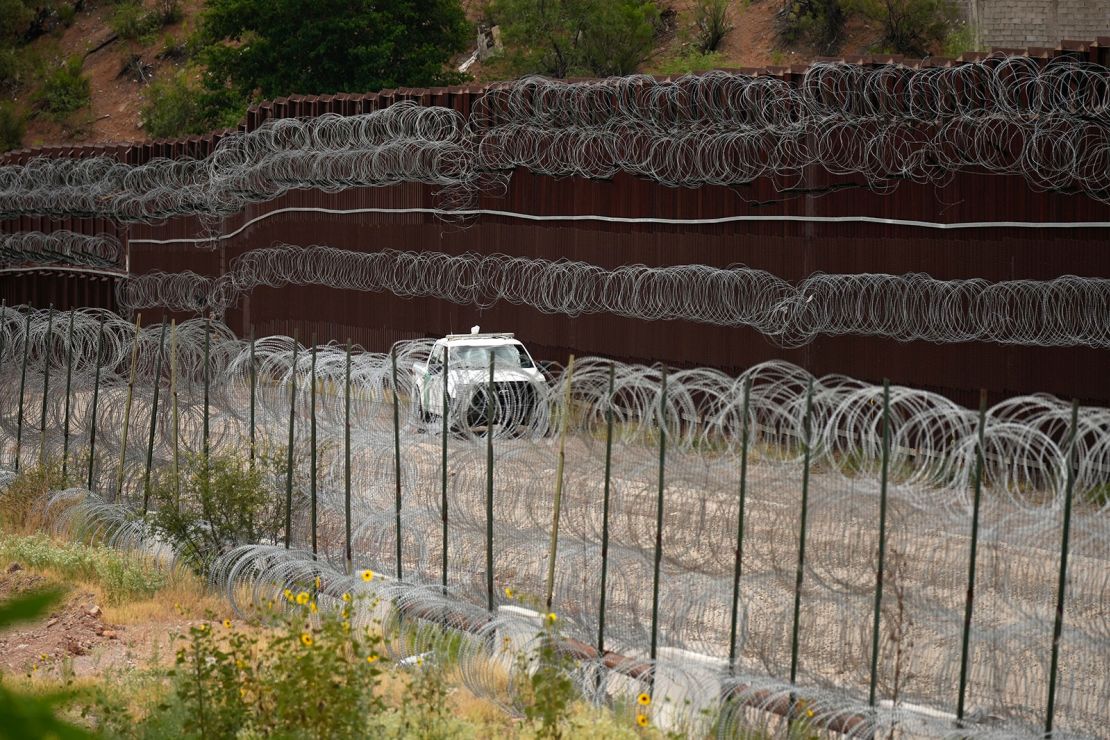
[[964, 0, 1108, 49]]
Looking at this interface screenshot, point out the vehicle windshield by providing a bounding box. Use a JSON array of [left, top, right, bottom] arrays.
[[451, 344, 534, 369]]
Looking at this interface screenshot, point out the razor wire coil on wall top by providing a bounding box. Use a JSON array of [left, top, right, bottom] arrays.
[[0, 304, 1107, 738], [2, 56, 1110, 224], [113, 244, 1110, 349]]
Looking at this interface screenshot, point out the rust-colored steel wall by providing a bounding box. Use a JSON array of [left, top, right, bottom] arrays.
[[4, 44, 1110, 406]]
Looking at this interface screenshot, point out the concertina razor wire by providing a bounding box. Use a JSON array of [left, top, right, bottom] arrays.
[[112, 244, 1110, 349], [1, 56, 1110, 222], [0, 305, 1106, 738]]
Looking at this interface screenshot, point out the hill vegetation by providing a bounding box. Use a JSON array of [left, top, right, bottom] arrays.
[[0, 0, 972, 152]]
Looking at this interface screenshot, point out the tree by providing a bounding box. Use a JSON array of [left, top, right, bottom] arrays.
[[493, 0, 659, 78], [195, 0, 469, 121], [849, 0, 957, 56]]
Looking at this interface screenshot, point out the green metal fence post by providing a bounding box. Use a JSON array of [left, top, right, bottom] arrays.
[[202, 317, 211, 469], [344, 340, 352, 575], [249, 328, 256, 471], [116, 313, 142, 502], [957, 389, 989, 725], [545, 355, 575, 611], [1045, 400, 1080, 738], [485, 351, 495, 612], [37, 305, 54, 468], [284, 331, 298, 549], [310, 335, 318, 556], [650, 367, 668, 667], [392, 344, 403, 581], [728, 376, 752, 671], [15, 309, 31, 473], [789, 377, 816, 687], [61, 310, 75, 480], [87, 315, 106, 490], [142, 320, 167, 515], [441, 345, 450, 592], [869, 380, 892, 707], [597, 363, 616, 657]]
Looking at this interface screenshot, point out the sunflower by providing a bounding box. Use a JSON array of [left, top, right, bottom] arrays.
[[341, 592, 351, 602], [367, 654, 379, 664], [300, 632, 314, 647], [295, 591, 310, 605], [308, 601, 318, 614], [636, 713, 649, 727], [223, 619, 233, 629], [361, 569, 375, 582], [503, 586, 514, 598], [545, 612, 557, 624], [637, 692, 651, 706]]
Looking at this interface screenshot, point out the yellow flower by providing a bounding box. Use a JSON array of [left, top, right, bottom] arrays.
[[636, 713, 649, 727], [807, 709, 815, 718], [415, 656, 424, 666], [545, 612, 557, 624], [223, 619, 232, 629], [296, 591, 310, 605], [235, 658, 246, 670], [361, 569, 375, 582], [503, 586, 514, 598], [341, 608, 350, 619], [308, 601, 318, 614], [283, 588, 294, 601], [314, 576, 322, 589], [341, 592, 351, 602], [300, 632, 314, 647], [197, 623, 208, 632], [637, 692, 651, 706], [367, 655, 379, 664], [343, 621, 350, 632]]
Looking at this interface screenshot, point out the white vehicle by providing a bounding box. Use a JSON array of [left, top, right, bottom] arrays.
[[411, 329, 549, 429]]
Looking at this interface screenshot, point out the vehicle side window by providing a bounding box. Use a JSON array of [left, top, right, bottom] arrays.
[[514, 344, 534, 368], [430, 345, 444, 369]]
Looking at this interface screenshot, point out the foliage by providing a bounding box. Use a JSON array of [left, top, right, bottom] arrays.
[[941, 19, 976, 57], [111, 0, 182, 42], [0, 533, 166, 604], [0, 587, 95, 739], [0, 101, 23, 151], [493, 0, 660, 78], [141, 69, 206, 138], [92, 596, 387, 739], [192, 0, 469, 126], [36, 55, 90, 118], [148, 451, 285, 577], [0, 461, 68, 533], [653, 48, 726, 76], [849, 0, 958, 56], [694, 0, 732, 53], [777, 0, 844, 54], [518, 615, 578, 738]]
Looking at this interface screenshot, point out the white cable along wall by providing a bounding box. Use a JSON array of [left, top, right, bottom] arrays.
[[0, 305, 1106, 738]]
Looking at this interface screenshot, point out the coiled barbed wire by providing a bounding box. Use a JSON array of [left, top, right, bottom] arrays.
[[115, 244, 1110, 348], [0, 231, 122, 270], [1, 56, 1109, 224], [0, 304, 1107, 737]]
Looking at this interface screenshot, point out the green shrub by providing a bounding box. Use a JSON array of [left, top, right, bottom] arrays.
[[0, 462, 68, 533], [494, 0, 660, 78], [110, 2, 148, 40], [0, 534, 166, 604], [942, 19, 976, 57], [141, 69, 204, 138], [653, 48, 726, 76], [0, 101, 25, 152], [849, 0, 958, 56], [37, 55, 90, 118], [694, 0, 733, 53], [777, 0, 845, 54], [148, 451, 286, 577]]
